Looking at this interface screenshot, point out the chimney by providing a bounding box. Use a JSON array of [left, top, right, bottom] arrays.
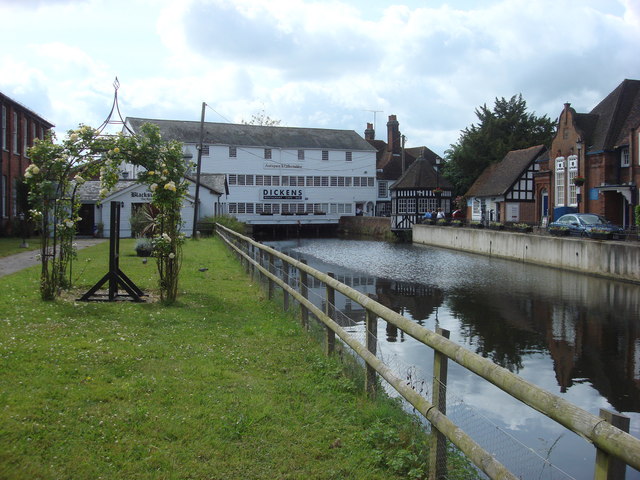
[[364, 122, 375, 141], [387, 115, 400, 154]]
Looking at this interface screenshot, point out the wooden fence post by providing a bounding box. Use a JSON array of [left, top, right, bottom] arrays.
[[299, 260, 309, 330], [283, 260, 290, 311], [430, 327, 450, 480], [365, 294, 378, 398], [594, 409, 630, 480], [325, 272, 336, 356]]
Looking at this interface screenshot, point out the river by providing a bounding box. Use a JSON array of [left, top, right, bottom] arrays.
[[265, 237, 640, 480]]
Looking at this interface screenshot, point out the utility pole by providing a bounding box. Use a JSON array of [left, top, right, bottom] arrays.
[[192, 102, 206, 238]]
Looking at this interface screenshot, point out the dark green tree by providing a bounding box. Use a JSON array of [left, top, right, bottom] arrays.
[[443, 94, 555, 195]]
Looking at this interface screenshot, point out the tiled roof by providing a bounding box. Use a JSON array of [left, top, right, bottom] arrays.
[[390, 149, 453, 190], [126, 117, 376, 152], [465, 145, 546, 197], [586, 79, 640, 151]]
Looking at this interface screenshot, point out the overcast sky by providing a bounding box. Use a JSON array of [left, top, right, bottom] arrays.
[[1, 0, 639, 154]]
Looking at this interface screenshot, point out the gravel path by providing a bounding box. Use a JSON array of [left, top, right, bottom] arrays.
[[0, 238, 107, 278]]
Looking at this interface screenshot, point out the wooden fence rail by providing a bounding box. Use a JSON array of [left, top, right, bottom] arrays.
[[215, 224, 640, 479]]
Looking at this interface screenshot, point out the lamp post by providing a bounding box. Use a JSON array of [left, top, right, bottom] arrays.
[[434, 156, 442, 210], [576, 138, 583, 209]]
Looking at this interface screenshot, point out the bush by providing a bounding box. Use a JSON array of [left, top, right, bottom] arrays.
[[197, 215, 245, 236], [134, 237, 153, 257]]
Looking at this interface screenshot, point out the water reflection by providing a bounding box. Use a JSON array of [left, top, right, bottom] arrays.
[[267, 238, 640, 478]]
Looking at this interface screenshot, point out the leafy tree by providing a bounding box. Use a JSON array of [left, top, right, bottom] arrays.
[[442, 94, 555, 195]]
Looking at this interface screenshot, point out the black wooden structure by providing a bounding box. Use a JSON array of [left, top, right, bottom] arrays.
[[79, 202, 145, 302]]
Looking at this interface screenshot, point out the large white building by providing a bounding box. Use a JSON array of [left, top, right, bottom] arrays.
[[124, 118, 378, 232]]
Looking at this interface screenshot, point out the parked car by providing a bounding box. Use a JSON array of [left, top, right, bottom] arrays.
[[548, 213, 624, 239]]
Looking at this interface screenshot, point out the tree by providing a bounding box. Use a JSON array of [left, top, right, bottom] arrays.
[[241, 109, 282, 126], [442, 94, 555, 195]]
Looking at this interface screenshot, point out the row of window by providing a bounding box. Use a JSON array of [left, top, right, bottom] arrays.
[[394, 198, 444, 214], [228, 174, 375, 188], [1, 104, 45, 155], [228, 202, 353, 215], [202, 144, 355, 162]]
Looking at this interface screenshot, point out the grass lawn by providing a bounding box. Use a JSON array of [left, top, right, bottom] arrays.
[[0, 236, 452, 480], [0, 237, 41, 258]]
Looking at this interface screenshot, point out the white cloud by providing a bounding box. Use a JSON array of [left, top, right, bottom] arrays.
[[0, 0, 638, 153]]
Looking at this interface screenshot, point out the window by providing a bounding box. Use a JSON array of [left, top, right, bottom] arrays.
[[368, 177, 374, 187], [353, 177, 360, 187], [1, 175, 6, 216], [228, 174, 237, 186], [330, 176, 337, 187], [13, 112, 18, 154], [345, 177, 352, 187], [23, 118, 28, 155], [321, 176, 329, 187], [200, 145, 210, 156], [378, 181, 388, 198], [621, 147, 630, 167], [298, 149, 304, 160], [1, 105, 6, 150], [555, 157, 565, 207], [229, 146, 237, 158], [397, 198, 408, 213], [313, 176, 321, 187], [345, 151, 352, 162], [264, 148, 272, 159], [567, 155, 578, 206], [418, 198, 429, 213], [322, 150, 328, 161]]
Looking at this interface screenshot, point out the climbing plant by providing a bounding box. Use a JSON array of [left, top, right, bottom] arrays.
[[26, 122, 189, 304], [101, 123, 190, 304], [25, 126, 107, 300]]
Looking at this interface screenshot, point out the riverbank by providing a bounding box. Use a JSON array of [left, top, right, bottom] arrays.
[[413, 224, 640, 283], [0, 237, 434, 480]]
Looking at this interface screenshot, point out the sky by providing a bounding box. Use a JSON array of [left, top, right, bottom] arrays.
[[1, 0, 639, 155]]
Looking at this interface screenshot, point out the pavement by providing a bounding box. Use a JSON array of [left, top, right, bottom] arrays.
[[0, 238, 107, 278]]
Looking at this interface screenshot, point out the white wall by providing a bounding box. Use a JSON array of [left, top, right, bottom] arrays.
[[188, 143, 377, 224]]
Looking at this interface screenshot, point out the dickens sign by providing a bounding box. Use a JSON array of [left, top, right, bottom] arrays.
[[260, 188, 303, 200]]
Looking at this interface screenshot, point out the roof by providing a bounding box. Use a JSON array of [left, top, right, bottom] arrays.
[[390, 149, 453, 190], [0, 91, 55, 128], [76, 180, 133, 202], [126, 117, 376, 152], [186, 173, 227, 195], [368, 141, 441, 181], [584, 79, 640, 151], [465, 145, 546, 197], [77, 176, 222, 202]]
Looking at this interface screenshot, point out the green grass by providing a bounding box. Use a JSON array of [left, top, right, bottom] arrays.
[[0, 237, 41, 257], [0, 237, 454, 480]]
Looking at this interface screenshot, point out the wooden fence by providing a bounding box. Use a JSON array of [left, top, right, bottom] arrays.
[[215, 223, 640, 480]]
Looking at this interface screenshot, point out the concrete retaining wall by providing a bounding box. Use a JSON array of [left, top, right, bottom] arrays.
[[339, 216, 392, 238], [413, 225, 640, 283]]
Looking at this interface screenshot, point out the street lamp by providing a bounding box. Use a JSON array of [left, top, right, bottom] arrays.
[[576, 138, 583, 208]]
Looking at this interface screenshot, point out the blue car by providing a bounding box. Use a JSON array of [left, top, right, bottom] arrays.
[[548, 213, 624, 239]]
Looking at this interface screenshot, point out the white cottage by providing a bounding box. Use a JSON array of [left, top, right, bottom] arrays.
[[77, 177, 224, 238]]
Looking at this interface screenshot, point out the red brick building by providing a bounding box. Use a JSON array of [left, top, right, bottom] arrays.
[[535, 79, 640, 227], [0, 92, 54, 235]]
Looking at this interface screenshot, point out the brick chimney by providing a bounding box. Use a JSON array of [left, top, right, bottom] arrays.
[[387, 115, 400, 154], [364, 122, 375, 141]]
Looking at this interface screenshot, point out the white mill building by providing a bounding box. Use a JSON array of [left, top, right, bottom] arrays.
[[122, 117, 378, 236]]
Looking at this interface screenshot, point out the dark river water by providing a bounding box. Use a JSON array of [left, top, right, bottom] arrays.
[[265, 238, 640, 480]]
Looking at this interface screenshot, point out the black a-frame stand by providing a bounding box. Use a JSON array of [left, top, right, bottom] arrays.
[[79, 202, 146, 302]]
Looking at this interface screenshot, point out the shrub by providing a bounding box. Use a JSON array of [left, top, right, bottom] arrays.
[[198, 215, 245, 236], [134, 237, 153, 257]]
